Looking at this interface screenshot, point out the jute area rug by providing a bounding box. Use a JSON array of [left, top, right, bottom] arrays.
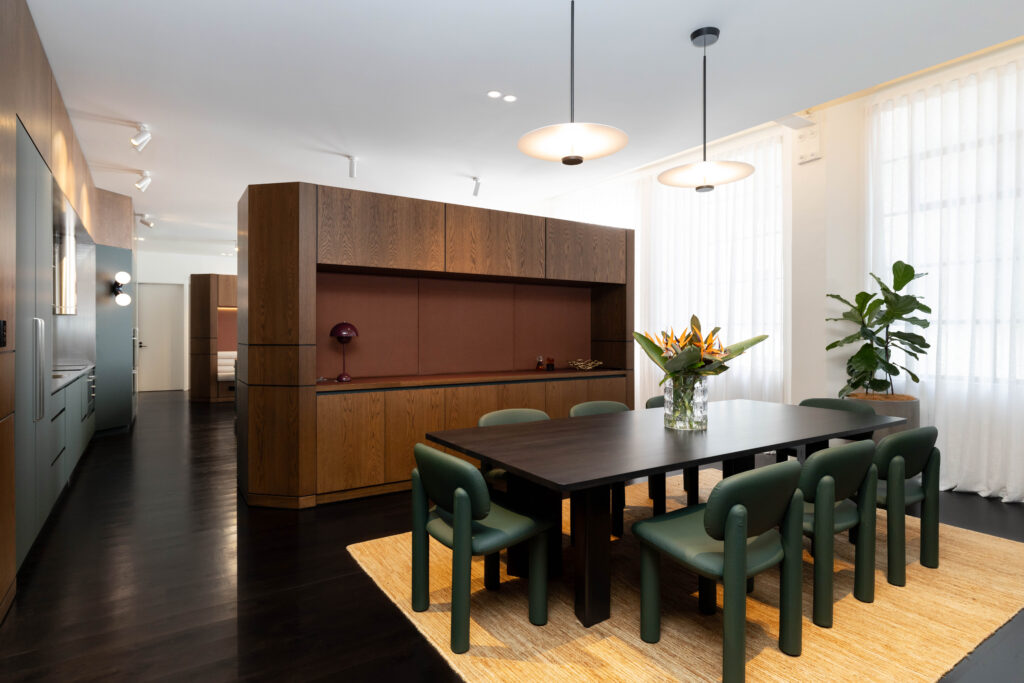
[[348, 469, 1024, 681]]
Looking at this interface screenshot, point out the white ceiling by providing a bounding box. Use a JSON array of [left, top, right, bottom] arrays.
[[28, 0, 1024, 254]]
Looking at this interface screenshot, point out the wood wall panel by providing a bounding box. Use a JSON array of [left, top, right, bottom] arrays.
[[238, 345, 316, 387], [14, 0, 52, 167], [246, 183, 317, 345], [384, 388, 444, 483], [418, 279, 514, 375], [498, 381, 547, 413], [91, 188, 134, 250], [248, 386, 316, 496], [512, 284, 590, 370], [544, 379, 590, 419], [189, 275, 216, 338], [217, 275, 237, 307], [315, 272, 418, 380], [237, 189, 249, 344], [0, 415, 13, 618], [318, 187, 444, 271], [0, 352, 13, 418], [189, 354, 216, 400], [545, 219, 626, 284], [217, 308, 237, 351], [445, 205, 545, 278], [316, 391, 386, 493]]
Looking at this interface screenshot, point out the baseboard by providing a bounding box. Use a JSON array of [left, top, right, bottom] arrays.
[[316, 480, 411, 505], [242, 492, 317, 509]]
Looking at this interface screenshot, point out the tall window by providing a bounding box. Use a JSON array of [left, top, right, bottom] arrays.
[[868, 50, 1024, 502], [543, 131, 785, 406]]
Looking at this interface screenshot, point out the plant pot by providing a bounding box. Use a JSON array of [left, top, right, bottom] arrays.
[[845, 393, 920, 443], [664, 376, 708, 431]]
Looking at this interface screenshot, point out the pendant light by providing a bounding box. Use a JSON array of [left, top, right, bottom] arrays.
[[658, 27, 753, 191], [518, 1, 627, 165]]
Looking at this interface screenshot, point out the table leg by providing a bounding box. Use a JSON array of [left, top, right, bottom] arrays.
[[722, 454, 756, 478], [684, 467, 699, 506], [649, 473, 666, 516], [505, 475, 562, 578], [571, 484, 611, 626]]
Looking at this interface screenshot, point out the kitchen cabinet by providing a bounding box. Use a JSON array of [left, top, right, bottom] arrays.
[[316, 391, 386, 493], [445, 205, 546, 278], [545, 219, 626, 284]]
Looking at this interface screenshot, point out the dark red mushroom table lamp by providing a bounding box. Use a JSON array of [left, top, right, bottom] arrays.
[[330, 321, 359, 382]]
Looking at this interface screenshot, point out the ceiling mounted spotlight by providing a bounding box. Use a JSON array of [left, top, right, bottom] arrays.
[[130, 124, 152, 152], [518, 1, 627, 165], [134, 212, 155, 228], [342, 154, 357, 179], [502, 94, 517, 103], [472, 177, 481, 197], [658, 27, 754, 192], [487, 90, 502, 99], [134, 171, 152, 192]]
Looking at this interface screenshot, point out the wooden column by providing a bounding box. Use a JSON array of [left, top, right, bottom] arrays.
[[188, 274, 218, 401], [237, 183, 318, 508]]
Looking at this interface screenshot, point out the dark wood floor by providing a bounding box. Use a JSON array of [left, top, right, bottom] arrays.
[[0, 392, 1020, 681]]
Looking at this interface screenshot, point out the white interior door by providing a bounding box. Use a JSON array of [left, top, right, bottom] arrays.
[[137, 283, 185, 391]]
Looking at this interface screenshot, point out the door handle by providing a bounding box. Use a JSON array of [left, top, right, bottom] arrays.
[[34, 317, 44, 422]]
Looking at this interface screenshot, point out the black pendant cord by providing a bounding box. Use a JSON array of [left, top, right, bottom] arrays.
[[702, 43, 707, 162], [570, 0, 575, 123]]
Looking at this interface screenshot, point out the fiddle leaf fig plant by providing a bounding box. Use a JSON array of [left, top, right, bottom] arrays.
[[826, 260, 931, 398]]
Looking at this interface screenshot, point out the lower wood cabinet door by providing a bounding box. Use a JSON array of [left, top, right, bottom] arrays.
[[544, 379, 589, 419], [384, 388, 444, 483], [585, 376, 627, 405], [498, 381, 547, 414], [316, 392, 386, 493]]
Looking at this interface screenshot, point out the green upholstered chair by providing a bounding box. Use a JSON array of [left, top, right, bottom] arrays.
[[776, 398, 876, 463], [634, 460, 803, 683], [799, 440, 877, 627], [477, 409, 550, 486], [569, 401, 631, 536], [874, 426, 940, 586], [645, 395, 665, 409], [411, 443, 550, 653]]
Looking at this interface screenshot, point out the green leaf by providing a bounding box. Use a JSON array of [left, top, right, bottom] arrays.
[[842, 310, 864, 324], [892, 344, 920, 359], [879, 357, 900, 376], [826, 293, 856, 308], [898, 364, 920, 383], [864, 299, 884, 323], [891, 331, 930, 348], [721, 334, 769, 359], [917, 302, 932, 314], [855, 291, 875, 313], [633, 332, 667, 371], [868, 378, 892, 392], [902, 316, 930, 328], [870, 272, 895, 296], [664, 345, 702, 374], [690, 315, 701, 339], [826, 331, 863, 350], [848, 344, 880, 374], [892, 261, 915, 291]]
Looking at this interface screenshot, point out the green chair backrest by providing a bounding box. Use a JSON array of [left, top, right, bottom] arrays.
[[569, 400, 630, 417], [413, 443, 491, 520], [478, 408, 549, 427], [645, 395, 665, 409], [704, 460, 802, 540], [874, 426, 938, 479], [800, 397, 876, 415], [799, 440, 875, 503]]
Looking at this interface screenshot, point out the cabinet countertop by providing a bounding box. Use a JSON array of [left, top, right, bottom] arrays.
[[315, 368, 629, 393], [51, 365, 93, 395]]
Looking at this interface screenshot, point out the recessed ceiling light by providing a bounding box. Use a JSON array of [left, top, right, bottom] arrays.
[[486, 90, 502, 98], [135, 236, 145, 241], [503, 94, 517, 103]]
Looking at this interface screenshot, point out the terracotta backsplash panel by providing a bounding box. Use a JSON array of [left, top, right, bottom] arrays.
[[316, 272, 419, 379], [217, 308, 237, 352], [512, 284, 590, 369], [418, 279, 515, 375]]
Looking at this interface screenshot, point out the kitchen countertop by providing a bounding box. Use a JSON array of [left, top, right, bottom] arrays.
[[51, 365, 93, 395]]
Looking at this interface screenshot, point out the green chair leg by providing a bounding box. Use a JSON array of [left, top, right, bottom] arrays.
[[887, 456, 907, 587], [698, 576, 717, 614], [411, 470, 430, 612], [528, 531, 547, 625], [854, 465, 877, 603], [921, 449, 940, 569], [640, 544, 661, 643], [813, 477, 835, 628], [451, 489, 472, 654], [746, 577, 755, 594], [779, 489, 803, 656], [484, 552, 501, 591], [722, 507, 748, 683]]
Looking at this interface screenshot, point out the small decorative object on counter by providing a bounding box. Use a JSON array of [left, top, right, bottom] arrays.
[[329, 321, 359, 382], [536, 355, 545, 370], [635, 315, 767, 431], [568, 359, 604, 371], [545, 357, 555, 371]]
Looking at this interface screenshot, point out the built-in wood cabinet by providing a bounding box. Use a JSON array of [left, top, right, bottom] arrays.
[[218, 276, 237, 307], [189, 274, 238, 403], [544, 379, 591, 419], [384, 388, 444, 483], [316, 391, 386, 493], [545, 219, 627, 284], [445, 205, 545, 278], [317, 187, 445, 271]]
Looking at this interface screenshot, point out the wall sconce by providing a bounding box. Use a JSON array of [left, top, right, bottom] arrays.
[[113, 270, 132, 306], [329, 321, 359, 382]]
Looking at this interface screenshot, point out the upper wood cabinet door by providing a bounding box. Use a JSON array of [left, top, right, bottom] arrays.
[[317, 187, 444, 271], [217, 275, 237, 307], [445, 205, 545, 278], [545, 219, 626, 284]]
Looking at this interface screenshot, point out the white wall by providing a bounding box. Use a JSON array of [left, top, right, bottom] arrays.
[[135, 250, 237, 390]]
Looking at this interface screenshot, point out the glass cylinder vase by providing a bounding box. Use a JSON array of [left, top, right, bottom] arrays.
[[664, 375, 708, 431]]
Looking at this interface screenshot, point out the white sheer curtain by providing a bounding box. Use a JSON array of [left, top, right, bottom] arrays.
[[543, 131, 785, 406], [868, 50, 1024, 502]]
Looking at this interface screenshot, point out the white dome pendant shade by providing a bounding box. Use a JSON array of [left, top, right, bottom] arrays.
[[518, 1, 627, 165], [658, 27, 753, 191]]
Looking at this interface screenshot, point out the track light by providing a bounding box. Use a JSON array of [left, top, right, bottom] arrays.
[[472, 177, 481, 197], [134, 212, 155, 228], [134, 171, 152, 192], [130, 124, 152, 151], [342, 154, 357, 179]]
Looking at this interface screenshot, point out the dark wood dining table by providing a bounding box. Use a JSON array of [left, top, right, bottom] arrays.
[[426, 399, 905, 627]]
